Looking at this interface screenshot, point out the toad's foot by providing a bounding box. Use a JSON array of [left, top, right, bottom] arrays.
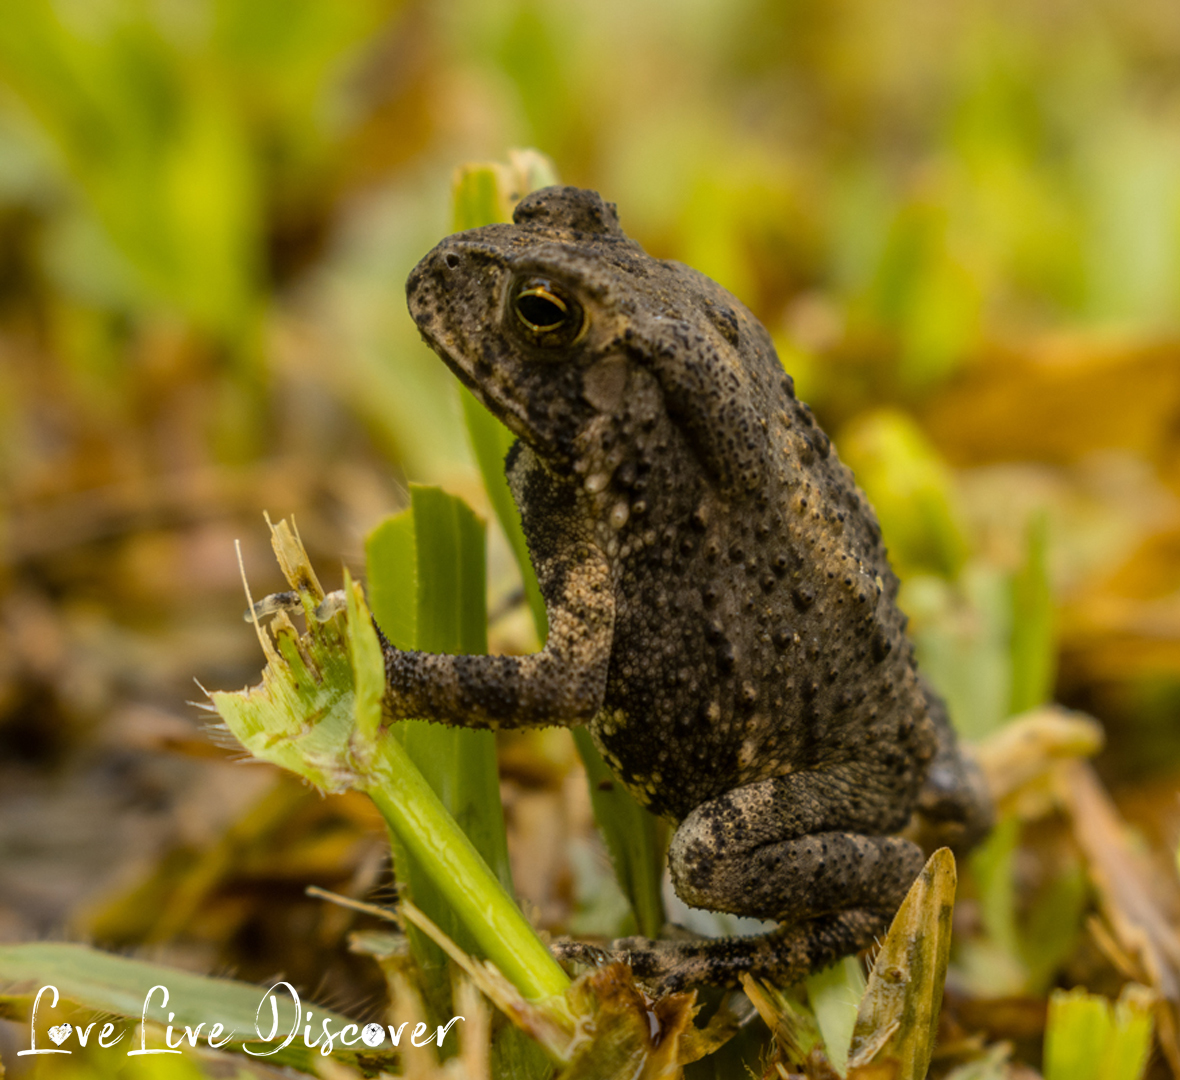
[[561, 910, 892, 996], [551, 922, 706, 973], [550, 937, 615, 969]]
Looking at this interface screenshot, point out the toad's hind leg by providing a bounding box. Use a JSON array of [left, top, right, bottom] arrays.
[[613, 771, 927, 991], [620, 832, 923, 992], [618, 909, 895, 993]]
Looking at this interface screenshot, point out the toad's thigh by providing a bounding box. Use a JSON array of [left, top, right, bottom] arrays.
[[671, 828, 925, 923]]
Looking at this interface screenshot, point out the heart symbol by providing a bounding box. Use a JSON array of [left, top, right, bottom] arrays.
[[48, 1023, 72, 1046]]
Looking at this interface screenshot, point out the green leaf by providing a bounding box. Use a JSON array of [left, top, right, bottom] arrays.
[[1043, 985, 1155, 1080], [847, 848, 957, 1080], [572, 727, 666, 939], [806, 954, 866, 1075], [1045, 988, 1109, 1080], [451, 154, 666, 939], [368, 491, 556, 1073], [365, 509, 452, 990], [1020, 862, 1088, 995], [391, 486, 511, 891], [214, 517, 569, 1006], [365, 486, 514, 991], [460, 388, 548, 640], [0, 0, 386, 347], [0, 941, 362, 1073], [903, 566, 1012, 741], [453, 165, 507, 232], [365, 510, 418, 651], [973, 816, 1022, 961], [858, 199, 981, 391], [411, 484, 490, 657], [452, 149, 560, 232], [347, 565, 385, 745], [956, 815, 1028, 997], [211, 522, 366, 794], [1009, 510, 1056, 715], [1101, 989, 1157, 1080], [365, 737, 568, 1002], [0, 2, 260, 338]]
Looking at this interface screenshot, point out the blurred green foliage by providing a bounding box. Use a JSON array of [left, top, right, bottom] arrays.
[[1044, 985, 1155, 1080], [6, 0, 1180, 489], [6, 0, 1180, 368], [0, 0, 391, 336]]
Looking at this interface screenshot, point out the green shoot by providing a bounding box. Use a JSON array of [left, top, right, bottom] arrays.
[[1043, 984, 1155, 1080], [451, 152, 667, 938], [212, 517, 569, 1003]]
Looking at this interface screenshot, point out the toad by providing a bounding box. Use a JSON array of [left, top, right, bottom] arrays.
[[392, 186, 991, 990]]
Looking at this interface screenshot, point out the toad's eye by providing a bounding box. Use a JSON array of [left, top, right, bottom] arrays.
[[512, 278, 584, 345], [516, 286, 567, 330]]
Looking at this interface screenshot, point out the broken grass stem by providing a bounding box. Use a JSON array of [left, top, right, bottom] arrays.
[[216, 519, 568, 1005], [364, 732, 570, 1002]]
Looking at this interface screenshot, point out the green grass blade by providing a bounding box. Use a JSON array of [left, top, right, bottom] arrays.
[[1043, 987, 1111, 1080], [365, 510, 418, 651], [1100, 989, 1155, 1080], [365, 736, 569, 1002], [572, 727, 666, 938], [348, 564, 386, 745], [1009, 510, 1056, 715], [452, 165, 505, 232], [412, 484, 490, 656], [1044, 985, 1154, 1080], [806, 954, 866, 1075], [461, 388, 548, 638], [838, 408, 970, 581], [1020, 862, 1088, 994], [972, 816, 1022, 961], [365, 509, 451, 980], [904, 566, 1013, 740], [399, 484, 513, 891], [215, 518, 568, 1008], [346, 564, 568, 1006], [957, 814, 1028, 997], [847, 848, 957, 1080], [453, 155, 666, 939], [452, 157, 550, 642], [452, 150, 559, 233], [365, 487, 513, 983]]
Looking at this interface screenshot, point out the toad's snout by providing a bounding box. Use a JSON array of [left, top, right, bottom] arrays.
[[405, 246, 455, 325], [405, 240, 506, 333]]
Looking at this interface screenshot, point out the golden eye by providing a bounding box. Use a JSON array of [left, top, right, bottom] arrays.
[[512, 278, 584, 345], [516, 285, 567, 330]]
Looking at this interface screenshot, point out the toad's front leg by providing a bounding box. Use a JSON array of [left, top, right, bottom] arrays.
[[610, 767, 927, 991], [381, 547, 615, 731]]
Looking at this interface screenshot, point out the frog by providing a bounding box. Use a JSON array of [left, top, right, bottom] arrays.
[[393, 185, 991, 992]]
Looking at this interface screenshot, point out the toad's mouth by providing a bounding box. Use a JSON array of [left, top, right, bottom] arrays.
[[406, 254, 554, 458], [420, 316, 540, 443]]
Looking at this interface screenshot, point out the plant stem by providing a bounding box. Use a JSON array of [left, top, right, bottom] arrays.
[[364, 733, 570, 1001]]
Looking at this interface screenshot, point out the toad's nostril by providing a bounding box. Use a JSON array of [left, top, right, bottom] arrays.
[[444, 252, 461, 270]]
